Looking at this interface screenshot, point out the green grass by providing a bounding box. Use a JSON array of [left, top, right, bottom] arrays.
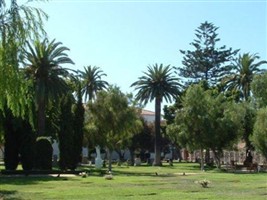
[[1, 162, 266, 200]]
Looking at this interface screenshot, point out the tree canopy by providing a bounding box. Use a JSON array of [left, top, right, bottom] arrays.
[[167, 84, 244, 169], [22, 38, 74, 136], [86, 86, 142, 171], [0, 0, 47, 117], [178, 21, 239, 86], [131, 63, 181, 166], [222, 53, 267, 101]]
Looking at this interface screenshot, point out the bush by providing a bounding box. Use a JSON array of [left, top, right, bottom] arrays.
[[4, 132, 19, 170], [20, 131, 35, 171], [34, 137, 53, 170], [3, 116, 20, 170]]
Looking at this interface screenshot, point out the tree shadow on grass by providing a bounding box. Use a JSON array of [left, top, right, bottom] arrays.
[[0, 175, 76, 185], [0, 190, 21, 200]]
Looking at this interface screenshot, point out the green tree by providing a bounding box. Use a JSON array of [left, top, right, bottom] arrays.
[[58, 92, 75, 170], [131, 64, 181, 166], [80, 66, 109, 102], [72, 81, 85, 167], [168, 84, 243, 169], [1, 107, 35, 170], [86, 86, 142, 171], [222, 53, 265, 161], [251, 108, 267, 160], [223, 53, 267, 101], [252, 73, 267, 107], [0, 0, 47, 117], [23, 39, 74, 136], [251, 73, 267, 160], [178, 21, 238, 86], [128, 117, 154, 165]]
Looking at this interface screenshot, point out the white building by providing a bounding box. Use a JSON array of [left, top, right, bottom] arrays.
[[141, 109, 155, 123]]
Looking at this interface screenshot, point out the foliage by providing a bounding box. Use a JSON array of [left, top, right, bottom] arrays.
[[251, 107, 267, 160], [86, 86, 142, 171], [251, 72, 267, 107], [19, 121, 35, 171], [167, 84, 244, 169], [178, 21, 238, 86], [1, 107, 35, 170], [22, 38, 74, 136], [131, 63, 181, 166], [222, 53, 267, 101], [58, 93, 75, 170], [239, 102, 256, 153], [0, 0, 47, 118], [79, 65, 109, 102], [72, 81, 85, 167], [34, 137, 53, 170], [128, 117, 154, 164]]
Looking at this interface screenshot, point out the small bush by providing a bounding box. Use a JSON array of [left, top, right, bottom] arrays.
[[195, 179, 211, 188]]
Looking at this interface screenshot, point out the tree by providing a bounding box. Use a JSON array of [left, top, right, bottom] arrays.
[[222, 53, 266, 161], [178, 21, 238, 86], [251, 108, 267, 160], [86, 86, 142, 171], [58, 92, 75, 170], [252, 72, 267, 107], [80, 65, 109, 102], [23, 39, 74, 136], [251, 73, 267, 160], [131, 64, 181, 166], [168, 84, 244, 169], [1, 107, 35, 170], [72, 81, 85, 167], [0, 0, 47, 117], [223, 53, 267, 101], [128, 117, 154, 165]]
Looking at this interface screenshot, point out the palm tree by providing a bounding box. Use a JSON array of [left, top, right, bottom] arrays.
[[223, 53, 267, 101], [222, 53, 266, 163], [131, 64, 181, 166], [23, 38, 74, 136], [79, 66, 109, 102]]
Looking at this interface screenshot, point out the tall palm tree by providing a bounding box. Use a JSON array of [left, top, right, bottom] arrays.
[[223, 53, 267, 101], [23, 38, 74, 136], [131, 64, 181, 166], [79, 66, 109, 102]]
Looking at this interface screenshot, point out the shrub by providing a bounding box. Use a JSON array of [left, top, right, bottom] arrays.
[[4, 132, 19, 170], [195, 179, 211, 188], [34, 137, 53, 170]]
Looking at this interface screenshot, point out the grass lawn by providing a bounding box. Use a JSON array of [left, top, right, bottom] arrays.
[[0, 162, 266, 200]]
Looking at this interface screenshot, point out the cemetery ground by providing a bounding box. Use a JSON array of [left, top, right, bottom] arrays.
[[0, 162, 266, 200]]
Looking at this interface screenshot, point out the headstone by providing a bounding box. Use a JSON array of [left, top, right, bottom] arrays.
[[134, 158, 141, 166], [95, 146, 103, 169]]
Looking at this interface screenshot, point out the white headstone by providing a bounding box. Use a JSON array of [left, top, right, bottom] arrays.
[[95, 146, 103, 169]]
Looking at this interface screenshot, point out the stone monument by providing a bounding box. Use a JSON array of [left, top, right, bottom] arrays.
[[95, 145, 103, 169]]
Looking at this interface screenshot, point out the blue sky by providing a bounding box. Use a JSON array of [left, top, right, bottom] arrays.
[[27, 0, 266, 111]]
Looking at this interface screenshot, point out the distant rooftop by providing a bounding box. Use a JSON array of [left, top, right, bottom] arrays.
[[141, 109, 155, 116]]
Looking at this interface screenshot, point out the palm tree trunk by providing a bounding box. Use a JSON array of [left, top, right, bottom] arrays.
[[36, 80, 46, 136], [153, 97, 162, 166], [37, 91, 46, 137]]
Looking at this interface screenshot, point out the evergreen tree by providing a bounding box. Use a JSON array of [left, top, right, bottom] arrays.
[[72, 83, 85, 167], [178, 21, 238, 86], [58, 93, 75, 170]]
